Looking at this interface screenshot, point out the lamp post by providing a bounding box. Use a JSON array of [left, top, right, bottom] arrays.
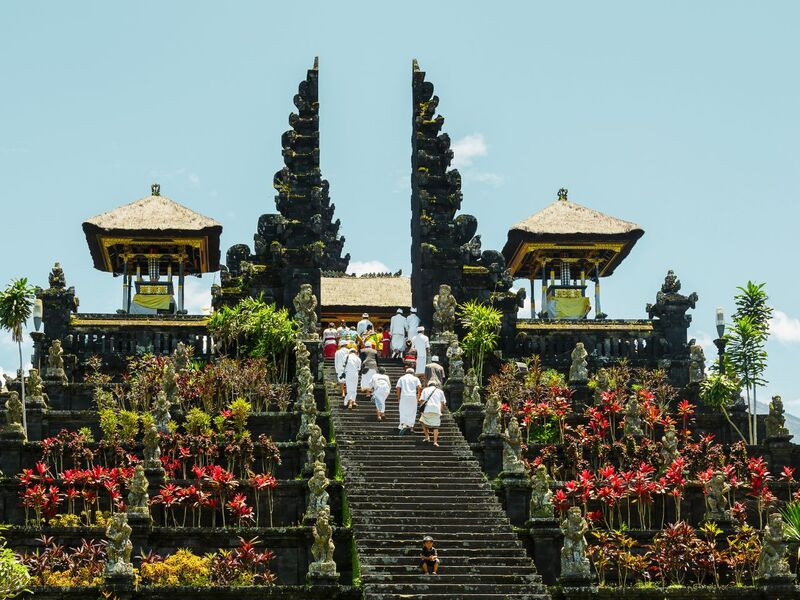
[[32, 299, 43, 332], [712, 307, 727, 374]]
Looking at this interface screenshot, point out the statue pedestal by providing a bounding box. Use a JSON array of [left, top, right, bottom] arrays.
[[526, 517, 560, 585], [306, 570, 339, 586], [559, 573, 596, 592], [45, 367, 67, 384], [496, 471, 530, 527], [570, 384, 591, 410], [444, 379, 464, 413], [479, 433, 503, 479], [458, 404, 484, 443], [26, 405, 46, 442], [766, 435, 794, 472], [125, 509, 152, 529], [757, 574, 795, 589], [103, 572, 135, 596], [0, 427, 26, 443]]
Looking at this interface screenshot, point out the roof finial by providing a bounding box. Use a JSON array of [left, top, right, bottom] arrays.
[[151, 183, 160, 196], [313, 56, 319, 70], [557, 188, 568, 201]]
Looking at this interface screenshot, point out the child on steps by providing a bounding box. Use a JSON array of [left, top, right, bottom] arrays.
[[419, 535, 439, 574]]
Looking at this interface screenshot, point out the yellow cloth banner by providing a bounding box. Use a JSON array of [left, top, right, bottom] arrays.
[[549, 295, 591, 319], [132, 294, 173, 310]]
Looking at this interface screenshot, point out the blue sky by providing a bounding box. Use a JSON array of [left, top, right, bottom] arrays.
[[1, 2, 798, 409]]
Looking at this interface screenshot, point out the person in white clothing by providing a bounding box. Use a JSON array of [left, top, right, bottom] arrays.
[[405, 308, 420, 338], [356, 313, 373, 337], [395, 368, 422, 432], [334, 340, 349, 397], [371, 367, 391, 421], [360, 342, 379, 393], [411, 326, 430, 384], [343, 348, 362, 409], [419, 381, 447, 446], [389, 308, 407, 358]]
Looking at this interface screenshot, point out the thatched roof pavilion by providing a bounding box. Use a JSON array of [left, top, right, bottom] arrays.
[[82, 183, 222, 314], [502, 189, 643, 319]]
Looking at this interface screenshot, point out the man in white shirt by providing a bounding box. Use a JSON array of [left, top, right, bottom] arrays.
[[389, 308, 407, 358], [356, 313, 373, 337], [395, 367, 422, 432], [334, 340, 349, 397], [343, 348, 362, 409], [371, 366, 392, 421], [405, 308, 420, 337], [411, 326, 430, 384], [419, 381, 447, 446]]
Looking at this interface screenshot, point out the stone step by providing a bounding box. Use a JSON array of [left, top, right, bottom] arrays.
[[362, 572, 540, 585], [366, 593, 549, 600], [363, 583, 548, 595], [358, 547, 532, 559], [364, 554, 536, 566]]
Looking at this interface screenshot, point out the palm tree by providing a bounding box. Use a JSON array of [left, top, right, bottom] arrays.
[[0, 278, 36, 436]]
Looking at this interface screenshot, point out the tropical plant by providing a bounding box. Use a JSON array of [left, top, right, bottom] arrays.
[[0, 278, 36, 437], [699, 372, 746, 443], [726, 281, 772, 444], [458, 300, 502, 382], [0, 530, 30, 599]]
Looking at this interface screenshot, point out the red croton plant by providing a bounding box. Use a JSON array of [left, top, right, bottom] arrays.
[[488, 360, 796, 588]]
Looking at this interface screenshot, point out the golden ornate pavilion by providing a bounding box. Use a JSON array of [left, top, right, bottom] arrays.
[[82, 184, 222, 314], [502, 188, 643, 319]]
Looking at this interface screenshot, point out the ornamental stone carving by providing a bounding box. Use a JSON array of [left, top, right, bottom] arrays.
[[482, 392, 500, 436], [293, 284, 318, 339], [153, 391, 171, 434], [561, 506, 591, 579], [463, 368, 481, 406], [758, 512, 791, 580], [305, 459, 330, 522], [446, 339, 464, 381], [502, 418, 525, 475], [766, 395, 790, 440], [432, 284, 457, 339], [309, 504, 337, 578], [126, 464, 150, 519], [2, 392, 25, 439], [569, 342, 588, 384], [623, 395, 643, 437], [529, 464, 554, 519], [105, 512, 134, 578], [688, 343, 706, 385], [143, 422, 162, 470], [704, 471, 730, 521]]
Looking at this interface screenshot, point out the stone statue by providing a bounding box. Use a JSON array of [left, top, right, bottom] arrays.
[[143, 422, 162, 470], [49, 262, 66, 289], [569, 342, 589, 384], [688, 343, 706, 385], [2, 392, 25, 438], [172, 342, 190, 371], [293, 283, 318, 339], [446, 339, 464, 380], [623, 395, 643, 437], [26, 368, 47, 408], [46, 339, 66, 382], [432, 284, 457, 338], [104, 512, 134, 577], [306, 423, 327, 470], [704, 471, 730, 521], [462, 368, 481, 406], [758, 512, 791, 580], [296, 344, 317, 440], [309, 504, 337, 578], [660, 426, 679, 465], [304, 459, 330, 522], [152, 391, 171, 434], [766, 395, 790, 440], [529, 464, 554, 519], [482, 392, 500, 436], [592, 368, 611, 405], [162, 361, 177, 402], [502, 418, 525, 475], [126, 464, 150, 517], [560, 506, 591, 579]]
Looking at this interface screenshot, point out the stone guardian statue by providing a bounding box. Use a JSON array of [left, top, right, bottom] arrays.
[[105, 512, 134, 578], [308, 505, 338, 579], [569, 342, 589, 384], [560, 506, 591, 579], [293, 283, 319, 340], [529, 464, 554, 519], [758, 512, 791, 580], [304, 460, 330, 522], [432, 284, 457, 339], [501, 418, 525, 475]]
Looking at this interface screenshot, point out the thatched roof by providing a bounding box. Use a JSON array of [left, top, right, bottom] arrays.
[[509, 195, 642, 237], [321, 276, 411, 309], [84, 189, 221, 231], [82, 184, 222, 273]]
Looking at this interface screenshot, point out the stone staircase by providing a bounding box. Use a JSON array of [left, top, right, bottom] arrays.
[[327, 358, 550, 600]]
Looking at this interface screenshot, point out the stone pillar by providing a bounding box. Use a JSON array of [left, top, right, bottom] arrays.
[[458, 404, 484, 443], [496, 472, 530, 527], [526, 517, 561, 585], [444, 379, 463, 413], [480, 434, 503, 479]]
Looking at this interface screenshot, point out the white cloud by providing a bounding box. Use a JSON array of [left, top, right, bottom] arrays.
[[347, 261, 391, 276], [451, 133, 488, 169], [770, 309, 800, 343], [183, 277, 213, 315], [468, 172, 504, 186]]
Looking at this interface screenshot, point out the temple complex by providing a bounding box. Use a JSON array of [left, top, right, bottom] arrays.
[[2, 58, 798, 600]]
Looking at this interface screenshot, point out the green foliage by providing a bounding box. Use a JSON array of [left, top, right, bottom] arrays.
[[98, 408, 118, 443], [699, 373, 746, 443], [0, 531, 30, 599], [458, 300, 502, 382], [540, 369, 565, 388], [118, 410, 139, 445], [229, 398, 251, 435], [208, 297, 297, 381], [186, 408, 212, 436], [528, 416, 559, 444], [780, 501, 800, 542], [77, 427, 94, 444], [0, 278, 35, 344]]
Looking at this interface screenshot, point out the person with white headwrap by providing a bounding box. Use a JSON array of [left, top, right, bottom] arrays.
[[356, 313, 373, 337], [425, 355, 445, 388], [389, 308, 407, 358], [360, 341, 379, 393], [395, 367, 422, 431], [343, 348, 362, 409], [405, 308, 420, 338], [411, 326, 430, 383]]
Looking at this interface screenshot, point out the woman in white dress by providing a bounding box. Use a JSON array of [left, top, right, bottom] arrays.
[[395, 368, 422, 432], [343, 348, 362, 409], [371, 367, 392, 421]]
